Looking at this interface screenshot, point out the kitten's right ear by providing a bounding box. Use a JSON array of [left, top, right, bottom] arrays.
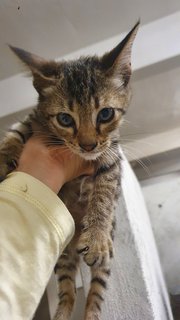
[[9, 45, 57, 95]]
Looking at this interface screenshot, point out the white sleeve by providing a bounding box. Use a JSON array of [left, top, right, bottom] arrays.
[[0, 171, 75, 320]]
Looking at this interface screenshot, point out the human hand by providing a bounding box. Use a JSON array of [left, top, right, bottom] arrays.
[[17, 136, 94, 193]]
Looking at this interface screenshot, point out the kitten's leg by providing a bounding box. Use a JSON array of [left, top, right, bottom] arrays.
[[54, 246, 80, 320], [77, 161, 120, 269], [76, 161, 120, 319], [0, 119, 32, 177], [84, 265, 111, 320], [84, 218, 115, 320]]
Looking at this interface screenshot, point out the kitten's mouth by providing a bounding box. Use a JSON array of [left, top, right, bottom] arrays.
[[80, 151, 102, 161], [69, 146, 103, 161], [66, 142, 108, 161]]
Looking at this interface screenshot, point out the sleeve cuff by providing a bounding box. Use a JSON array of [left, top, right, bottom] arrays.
[[0, 172, 75, 250]]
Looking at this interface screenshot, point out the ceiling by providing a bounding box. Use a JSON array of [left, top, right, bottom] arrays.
[[1, 0, 180, 80], [1, 0, 180, 156]]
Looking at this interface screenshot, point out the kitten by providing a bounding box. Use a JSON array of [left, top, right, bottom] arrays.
[[0, 22, 139, 320]]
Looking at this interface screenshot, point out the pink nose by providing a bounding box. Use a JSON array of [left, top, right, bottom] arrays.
[[79, 143, 97, 152]]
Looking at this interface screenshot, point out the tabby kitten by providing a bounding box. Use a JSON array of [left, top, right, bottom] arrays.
[[0, 22, 139, 320]]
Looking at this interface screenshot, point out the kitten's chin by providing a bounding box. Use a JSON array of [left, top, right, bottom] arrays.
[[80, 152, 102, 161]]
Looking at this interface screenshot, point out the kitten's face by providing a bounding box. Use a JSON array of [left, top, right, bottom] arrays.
[[10, 22, 139, 160], [40, 58, 131, 160]]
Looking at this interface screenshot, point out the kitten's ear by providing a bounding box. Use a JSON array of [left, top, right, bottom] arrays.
[[9, 46, 57, 95], [101, 21, 140, 87]]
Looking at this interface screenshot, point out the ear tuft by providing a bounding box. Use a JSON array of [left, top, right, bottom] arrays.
[[32, 70, 57, 95]]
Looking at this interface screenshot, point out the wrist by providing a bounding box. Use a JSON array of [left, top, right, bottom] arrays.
[[17, 165, 65, 194]]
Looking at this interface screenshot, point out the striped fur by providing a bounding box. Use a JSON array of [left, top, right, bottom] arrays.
[[0, 22, 139, 320]]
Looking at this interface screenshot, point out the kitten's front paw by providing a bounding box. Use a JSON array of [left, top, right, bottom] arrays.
[[77, 228, 113, 267], [0, 154, 17, 177], [85, 313, 100, 320]]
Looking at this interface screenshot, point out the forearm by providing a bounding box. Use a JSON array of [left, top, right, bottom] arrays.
[[84, 165, 120, 229], [0, 172, 74, 320]]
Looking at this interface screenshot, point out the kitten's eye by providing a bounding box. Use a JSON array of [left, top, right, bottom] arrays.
[[97, 108, 115, 123], [57, 113, 74, 127]]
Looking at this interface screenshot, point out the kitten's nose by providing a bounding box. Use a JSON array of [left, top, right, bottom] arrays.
[[79, 143, 97, 152]]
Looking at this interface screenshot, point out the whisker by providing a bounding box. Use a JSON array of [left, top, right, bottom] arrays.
[[120, 138, 154, 148], [46, 147, 71, 157], [135, 158, 151, 177], [121, 143, 152, 166], [101, 147, 120, 168], [122, 148, 151, 177], [120, 132, 152, 137]]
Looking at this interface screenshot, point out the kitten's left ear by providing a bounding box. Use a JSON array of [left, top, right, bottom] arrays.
[[101, 21, 140, 87], [9, 45, 57, 95]]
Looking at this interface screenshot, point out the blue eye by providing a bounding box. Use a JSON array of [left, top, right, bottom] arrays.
[[57, 113, 74, 127], [97, 108, 114, 123]]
